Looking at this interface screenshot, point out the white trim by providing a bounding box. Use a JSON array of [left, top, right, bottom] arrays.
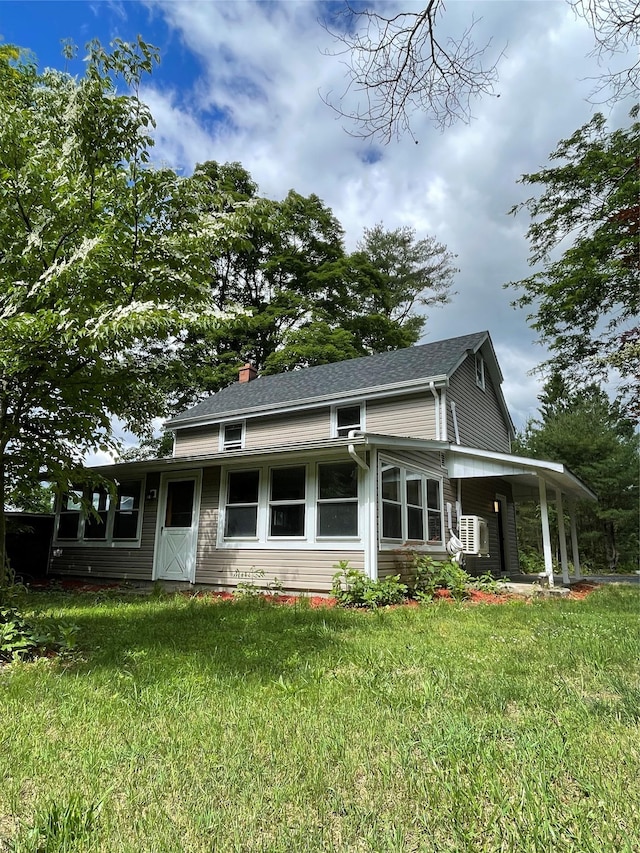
[[219, 420, 246, 452], [377, 452, 445, 550], [217, 458, 364, 549], [331, 401, 365, 438], [538, 478, 554, 587], [53, 478, 146, 549], [167, 378, 448, 431]]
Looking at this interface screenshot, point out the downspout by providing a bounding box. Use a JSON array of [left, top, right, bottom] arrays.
[[440, 386, 447, 442], [429, 382, 440, 441], [347, 431, 369, 471], [450, 401, 461, 445]]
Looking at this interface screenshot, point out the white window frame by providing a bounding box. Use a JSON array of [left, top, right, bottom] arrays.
[[218, 460, 363, 549], [378, 457, 444, 549], [223, 468, 261, 540], [267, 465, 307, 541], [53, 479, 146, 548], [331, 402, 365, 438], [316, 460, 360, 540], [220, 420, 246, 451], [475, 354, 486, 391]]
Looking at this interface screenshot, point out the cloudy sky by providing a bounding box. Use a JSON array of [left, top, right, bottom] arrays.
[[1, 0, 635, 438]]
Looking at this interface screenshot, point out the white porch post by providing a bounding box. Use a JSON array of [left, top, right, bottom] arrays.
[[569, 498, 582, 581], [538, 477, 554, 587], [555, 489, 570, 585], [366, 447, 378, 580]]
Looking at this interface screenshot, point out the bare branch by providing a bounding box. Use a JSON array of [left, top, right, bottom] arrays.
[[568, 0, 638, 104], [320, 1, 503, 143]]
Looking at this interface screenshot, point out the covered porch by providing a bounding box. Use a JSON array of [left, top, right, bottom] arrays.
[[447, 446, 598, 587]]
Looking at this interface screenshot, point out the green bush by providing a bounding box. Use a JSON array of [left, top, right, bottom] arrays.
[[410, 555, 471, 601], [332, 562, 408, 608], [0, 605, 79, 663]]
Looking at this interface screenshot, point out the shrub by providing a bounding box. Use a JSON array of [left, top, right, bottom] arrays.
[[332, 562, 408, 608], [0, 605, 79, 664], [410, 555, 471, 601]]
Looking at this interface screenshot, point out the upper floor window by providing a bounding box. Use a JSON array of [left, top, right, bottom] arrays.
[[475, 354, 485, 390], [333, 403, 364, 438], [55, 480, 143, 546], [221, 421, 245, 451]]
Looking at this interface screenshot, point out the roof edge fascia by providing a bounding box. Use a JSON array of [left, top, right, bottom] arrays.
[[166, 376, 450, 431]]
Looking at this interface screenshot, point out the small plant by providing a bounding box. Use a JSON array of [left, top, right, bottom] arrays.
[[469, 571, 505, 595], [267, 577, 284, 597], [15, 794, 101, 852], [410, 554, 472, 601], [332, 562, 407, 608]]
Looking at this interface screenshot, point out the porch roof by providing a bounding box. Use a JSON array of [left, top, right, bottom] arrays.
[[443, 444, 597, 502]]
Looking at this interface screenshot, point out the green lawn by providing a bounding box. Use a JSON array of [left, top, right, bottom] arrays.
[[1, 586, 639, 852]]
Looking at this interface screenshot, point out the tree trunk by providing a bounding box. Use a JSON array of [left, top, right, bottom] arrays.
[[0, 452, 7, 589]]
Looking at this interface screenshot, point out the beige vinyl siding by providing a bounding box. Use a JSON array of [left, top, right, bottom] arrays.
[[448, 357, 511, 452], [50, 473, 159, 581], [366, 393, 436, 439], [174, 425, 219, 457], [245, 408, 329, 449], [194, 466, 363, 593]]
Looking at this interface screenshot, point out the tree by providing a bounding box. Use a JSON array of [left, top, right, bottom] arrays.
[[514, 376, 639, 571], [322, 0, 639, 142], [156, 162, 457, 408], [508, 109, 639, 415], [0, 41, 228, 581]]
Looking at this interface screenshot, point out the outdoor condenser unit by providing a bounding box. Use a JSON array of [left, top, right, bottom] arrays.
[[458, 515, 490, 556]]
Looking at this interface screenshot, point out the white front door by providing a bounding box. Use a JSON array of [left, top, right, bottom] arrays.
[[156, 474, 201, 582]]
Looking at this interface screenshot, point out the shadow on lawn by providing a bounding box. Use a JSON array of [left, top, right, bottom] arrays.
[[42, 592, 376, 684]]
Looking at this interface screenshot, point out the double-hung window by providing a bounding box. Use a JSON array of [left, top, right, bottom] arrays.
[[317, 461, 359, 537], [269, 466, 306, 537], [224, 470, 259, 538], [221, 461, 360, 544], [333, 404, 363, 437], [222, 422, 244, 451], [380, 462, 443, 545], [475, 354, 485, 390]]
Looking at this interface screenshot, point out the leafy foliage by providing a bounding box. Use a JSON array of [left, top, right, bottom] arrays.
[[514, 376, 639, 571], [332, 562, 408, 608], [162, 161, 457, 409], [0, 604, 78, 663], [509, 109, 639, 415], [0, 39, 231, 577]]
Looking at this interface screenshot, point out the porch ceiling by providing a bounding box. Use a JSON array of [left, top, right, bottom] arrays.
[[446, 446, 597, 502]]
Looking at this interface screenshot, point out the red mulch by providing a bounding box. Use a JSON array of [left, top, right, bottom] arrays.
[[566, 582, 600, 600]]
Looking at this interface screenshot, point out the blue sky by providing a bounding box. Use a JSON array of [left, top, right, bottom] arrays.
[[1, 1, 636, 451]]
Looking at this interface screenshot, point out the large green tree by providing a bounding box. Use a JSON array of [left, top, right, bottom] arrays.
[[159, 161, 457, 408], [509, 109, 639, 416], [0, 41, 227, 580], [514, 376, 639, 571]]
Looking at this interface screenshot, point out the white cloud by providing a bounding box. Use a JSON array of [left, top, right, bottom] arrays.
[[135, 0, 634, 431]]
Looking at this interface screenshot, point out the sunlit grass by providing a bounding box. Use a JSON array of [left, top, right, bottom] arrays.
[[1, 586, 638, 851]]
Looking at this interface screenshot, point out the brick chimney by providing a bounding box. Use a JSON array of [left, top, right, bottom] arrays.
[[238, 363, 258, 383]]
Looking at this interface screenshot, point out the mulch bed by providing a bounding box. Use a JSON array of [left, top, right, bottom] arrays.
[[26, 579, 601, 605]]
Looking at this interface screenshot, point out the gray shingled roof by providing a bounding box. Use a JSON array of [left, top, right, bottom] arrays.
[[168, 331, 490, 427]]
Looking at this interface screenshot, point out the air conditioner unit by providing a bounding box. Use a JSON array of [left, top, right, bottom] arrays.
[[458, 515, 490, 556]]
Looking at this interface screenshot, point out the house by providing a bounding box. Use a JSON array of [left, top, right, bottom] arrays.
[[49, 331, 596, 591]]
